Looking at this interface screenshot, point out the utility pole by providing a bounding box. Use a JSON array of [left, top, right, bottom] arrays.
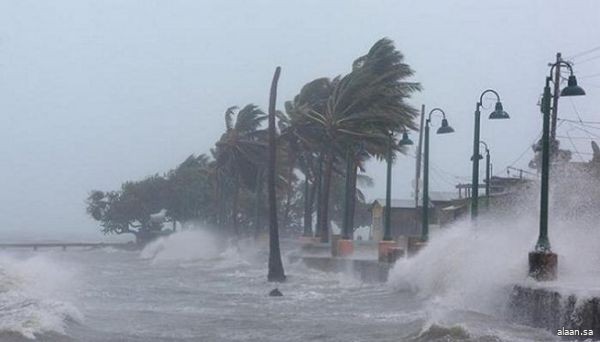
[[550, 52, 561, 142], [414, 105, 425, 226]]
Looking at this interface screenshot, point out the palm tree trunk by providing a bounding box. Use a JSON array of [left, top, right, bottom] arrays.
[[302, 172, 312, 236], [319, 149, 333, 243], [342, 151, 353, 239], [314, 152, 324, 239], [232, 176, 240, 236], [254, 168, 263, 239], [282, 150, 295, 233], [348, 160, 358, 237], [215, 173, 222, 227], [267, 66, 285, 282]]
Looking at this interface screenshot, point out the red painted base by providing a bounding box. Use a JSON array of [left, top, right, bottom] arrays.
[[336, 239, 354, 258], [528, 251, 558, 281], [407, 240, 427, 257], [378, 240, 403, 263]]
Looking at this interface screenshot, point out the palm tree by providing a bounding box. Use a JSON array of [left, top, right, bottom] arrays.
[[294, 38, 421, 243], [213, 104, 267, 236], [281, 78, 335, 240], [267, 66, 286, 282]]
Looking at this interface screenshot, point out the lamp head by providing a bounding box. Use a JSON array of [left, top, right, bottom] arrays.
[[398, 132, 414, 146], [436, 118, 455, 134], [489, 101, 510, 119], [560, 75, 586, 96]]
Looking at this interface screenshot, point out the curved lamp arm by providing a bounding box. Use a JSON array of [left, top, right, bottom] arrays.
[[427, 108, 447, 122], [549, 60, 574, 77], [479, 140, 489, 152], [478, 89, 501, 106]]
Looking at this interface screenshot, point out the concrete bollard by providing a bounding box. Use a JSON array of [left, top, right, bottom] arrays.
[[407, 238, 427, 257], [336, 239, 354, 258], [378, 240, 403, 263]]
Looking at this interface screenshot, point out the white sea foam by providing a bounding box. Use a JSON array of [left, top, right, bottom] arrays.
[[388, 174, 600, 318], [140, 230, 221, 262], [0, 253, 82, 339], [139, 229, 259, 269]]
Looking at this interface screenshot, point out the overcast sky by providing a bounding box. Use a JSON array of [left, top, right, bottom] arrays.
[[0, 0, 599, 241]]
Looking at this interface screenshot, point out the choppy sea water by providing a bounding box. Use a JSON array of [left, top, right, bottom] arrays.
[[0, 228, 570, 341]]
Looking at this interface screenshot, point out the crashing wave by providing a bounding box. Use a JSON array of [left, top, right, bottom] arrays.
[[0, 254, 82, 340]]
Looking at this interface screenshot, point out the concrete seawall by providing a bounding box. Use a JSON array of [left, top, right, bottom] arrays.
[[508, 285, 600, 339], [289, 255, 393, 283]]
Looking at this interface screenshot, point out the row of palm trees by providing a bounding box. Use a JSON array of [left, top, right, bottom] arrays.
[[212, 38, 421, 245], [87, 38, 421, 281]]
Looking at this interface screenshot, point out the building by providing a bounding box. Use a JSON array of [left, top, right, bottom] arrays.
[[369, 192, 466, 241]]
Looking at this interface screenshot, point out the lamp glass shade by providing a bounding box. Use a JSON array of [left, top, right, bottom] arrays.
[[436, 118, 455, 134], [398, 132, 414, 146], [489, 101, 510, 119], [560, 75, 586, 96]]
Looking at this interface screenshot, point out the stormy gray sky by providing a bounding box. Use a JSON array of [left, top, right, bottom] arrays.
[[0, 0, 599, 241]]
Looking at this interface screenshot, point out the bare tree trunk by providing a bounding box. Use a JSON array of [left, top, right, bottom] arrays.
[[267, 66, 285, 282]]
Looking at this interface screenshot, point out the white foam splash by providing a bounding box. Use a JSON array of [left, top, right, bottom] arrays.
[[140, 230, 221, 262], [388, 185, 600, 316], [0, 253, 82, 339]]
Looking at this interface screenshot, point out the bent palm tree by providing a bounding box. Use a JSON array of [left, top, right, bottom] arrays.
[[213, 104, 267, 236], [295, 38, 421, 242]]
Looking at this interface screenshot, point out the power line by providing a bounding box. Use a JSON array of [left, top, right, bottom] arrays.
[[558, 118, 600, 125], [566, 46, 600, 60], [580, 72, 600, 79], [574, 54, 600, 65], [557, 135, 598, 140], [564, 132, 586, 162], [505, 130, 543, 169], [571, 125, 600, 140]]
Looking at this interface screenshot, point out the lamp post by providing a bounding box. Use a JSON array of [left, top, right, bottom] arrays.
[[529, 60, 585, 281], [422, 108, 454, 242], [337, 143, 365, 257], [383, 133, 394, 242], [378, 131, 413, 262], [472, 141, 491, 209], [471, 90, 509, 219]]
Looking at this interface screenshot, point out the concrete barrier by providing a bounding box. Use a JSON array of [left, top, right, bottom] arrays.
[[508, 285, 600, 339], [295, 256, 393, 283]]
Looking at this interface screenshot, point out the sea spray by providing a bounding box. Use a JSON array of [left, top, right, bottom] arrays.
[[140, 229, 262, 269], [388, 165, 600, 322], [140, 230, 221, 262], [388, 215, 535, 315], [0, 253, 82, 339]]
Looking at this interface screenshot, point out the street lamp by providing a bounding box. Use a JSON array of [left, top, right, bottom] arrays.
[[383, 131, 414, 241], [422, 108, 454, 242], [378, 131, 413, 262], [471, 89, 509, 219], [472, 141, 491, 209], [529, 60, 585, 281]]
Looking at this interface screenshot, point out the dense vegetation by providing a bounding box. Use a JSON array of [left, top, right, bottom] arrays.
[[86, 38, 421, 245]]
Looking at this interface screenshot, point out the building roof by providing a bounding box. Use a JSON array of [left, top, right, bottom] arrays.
[[417, 191, 456, 202], [372, 198, 433, 209]]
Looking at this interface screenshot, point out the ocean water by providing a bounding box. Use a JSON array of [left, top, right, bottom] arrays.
[[0, 227, 578, 342]]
